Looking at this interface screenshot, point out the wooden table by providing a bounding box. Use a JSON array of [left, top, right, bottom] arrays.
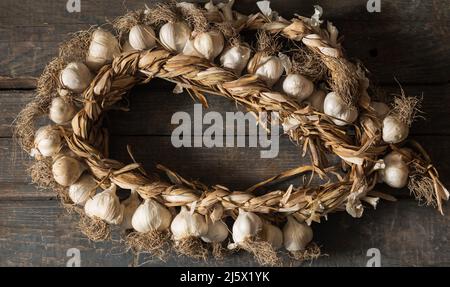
[[0, 0, 449, 267]]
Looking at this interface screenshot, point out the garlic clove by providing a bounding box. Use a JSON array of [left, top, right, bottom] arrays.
[[193, 31, 224, 61], [182, 38, 203, 58], [52, 155, 85, 186], [69, 173, 97, 205], [382, 115, 409, 144], [159, 21, 192, 53], [261, 222, 283, 250], [201, 219, 229, 243], [129, 24, 157, 51], [282, 74, 314, 101], [86, 29, 120, 71], [60, 62, 93, 93], [232, 209, 262, 245], [170, 206, 208, 240], [84, 184, 124, 225], [49, 97, 77, 125], [121, 190, 141, 230], [220, 45, 252, 75], [323, 92, 358, 126], [131, 198, 172, 233], [33, 125, 62, 157], [283, 216, 313, 252], [248, 55, 283, 87]]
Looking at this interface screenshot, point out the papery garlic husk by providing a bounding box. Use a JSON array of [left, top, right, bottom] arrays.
[[121, 190, 141, 230], [306, 89, 326, 112], [129, 24, 156, 51], [69, 173, 97, 205], [84, 184, 124, 225], [49, 97, 77, 125], [261, 222, 283, 250], [248, 54, 283, 87], [201, 219, 229, 243], [382, 115, 409, 144], [220, 44, 252, 75], [33, 125, 62, 157], [380, 150, 410, 188], [232, 209, 262, 245], [132, 198, 172, 233], [159, 21, 192, 53], [86, 29, 120, 71], [283, 216, 313, 252], [323, 92, 358, 126], [59, 62, 93, 93], [371, 101, 390, 119], [282, 74, 314, 101], [52, 155, 85, 186], [170, 206, 208, 240], [193, 31, 224, 61]]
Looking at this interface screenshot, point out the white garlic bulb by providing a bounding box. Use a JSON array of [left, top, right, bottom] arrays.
[[131, 198, 172, 233], [170, 206, 208, 240], [380, 150, 410, 188], [60, 62, 93, 93], [193, 31, 224, 61], [248, 55, 283, 87], [182, 38, 203, 58], [159, 21, 192, 53], [33, 125, 61, 157], [261, 222, 283, 250], [128, 24, 156, 51], [282, 74, 314, 101], [232, 209, 262, 245], [371, 101, 390, 119], [84, 184, 124, 225], [86, 29, 120, 71], [121, 190, 141, 230], [201, 220, 229, 243], [382, 115, 409, 144], [52, 155, 85, 186], [306, 89, 326, 112], [323, 92, 358, 126], [49, 97, 77, 125], [69, 173, 97, 205], [283, 216, 313, 252], [220, 45, 252, 75]]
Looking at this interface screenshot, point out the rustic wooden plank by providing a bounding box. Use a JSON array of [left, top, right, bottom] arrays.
[[1, 83, 449, 138], [0, 1, 449, 86], [0, 199, 448, 266]]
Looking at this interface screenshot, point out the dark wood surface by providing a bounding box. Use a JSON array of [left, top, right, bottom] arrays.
[[0, 0, 449, 267]]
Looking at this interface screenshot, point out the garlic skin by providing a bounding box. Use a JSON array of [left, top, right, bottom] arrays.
[[121, 190, 141, 230], [282, 74, 314, 101], [193, 31, 224, 61], [131, 198, 172, 233], [69, 173, 97, 205], [283, 216, 313, 252], [380, 151, 410, 188], [248, 55, 283, 87], [159, 21, 192, 53], [33, 125, 61, 157], [232, 209, 262, 244], [86, 29, 120, 71], [371, 101, 390, 119], [220, 45, 252, 75], [84, 184, 124, 225], [323, 92, 358, 126], [60, 62, 93, 93], [49, 97, 77, 125], [129, 24, 156, 51], [52, 155, 85, 186], [261, 222, 283, 250], [201, 220, 229, 243], [306, 89, 326, 112], [382, 115, 409, 144], [170, 206, 208, 240]]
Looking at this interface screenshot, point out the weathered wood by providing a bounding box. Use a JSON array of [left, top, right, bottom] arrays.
[[0, 0, 449, 87], [0, 199, 448, 267]]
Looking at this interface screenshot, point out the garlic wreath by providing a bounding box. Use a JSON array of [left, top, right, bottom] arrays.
[[323, 92, 358, 126], [84, 184, 124, 225], [59, 62, 93, 93], [283, 216, 313, 251], [86, 29, 120, 71], [128, 24, 157, 51], [69, 173, 97, 205], [159, 21, 192, 53], [33, 125, 62, 157], [131, 198, 172, 233], [170, 206, 208, 241]]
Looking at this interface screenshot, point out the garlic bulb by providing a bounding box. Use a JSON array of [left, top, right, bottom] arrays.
[[182, 38, 203, 58], [201, 219, 229, 243], [248, 55, 283, 87], [49, 97, 77, 125], [69, 173, 97, 205], [380, 150, 410, 188], [306, 89, 326, 112], [59, 62, 93, 93], [86, 29, 120, 71], [129, 24, 156, 51], [382, 115, 409, 144], [121, 190, 141, 230], [220, 44, 252, 75], [283, 216, 313, 252], [131, 198, 172, 233], [170, 206, 208, 240], [33, 125, 61, 157], [193, 31, 224, 61], [323, 92, 358, 126], [282, 74, 314, 101], [84, 184, 124, 225], [52, 155, 85, 186], [232, 209, 262, 245], [370, 101, 390, 119], [159, 21, 192, 53], [261, 222, 283, 250]]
